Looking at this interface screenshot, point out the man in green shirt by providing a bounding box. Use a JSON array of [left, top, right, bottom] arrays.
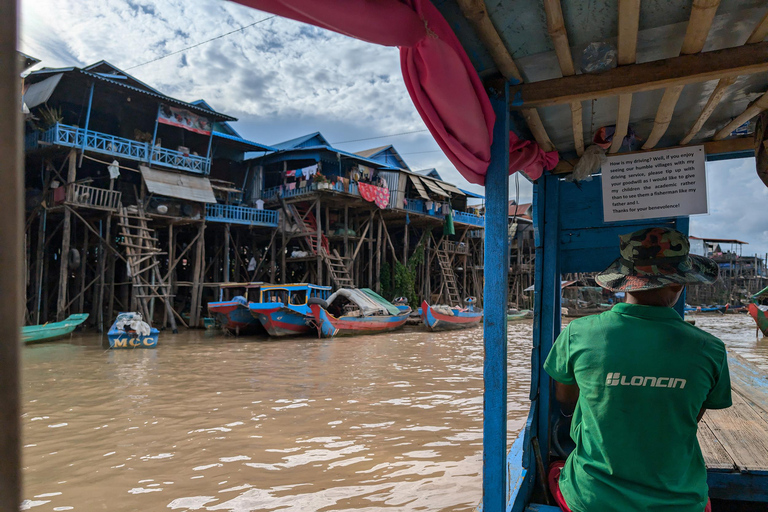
[[544, 227, 731, 512]]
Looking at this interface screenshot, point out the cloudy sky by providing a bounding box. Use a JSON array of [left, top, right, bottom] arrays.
[[18, 0, 767, 256]]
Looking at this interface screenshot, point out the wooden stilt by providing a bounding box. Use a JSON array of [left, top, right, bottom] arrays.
[[375, 215, 383, 292], [281, 223, 286, 284], [56, 150, 77, 320], [343, 206, 349, 258], [33, 209, 46, 325], [316, 199, 323, 285], [77, 222, 88, 313], [189, 222, 206, 327]]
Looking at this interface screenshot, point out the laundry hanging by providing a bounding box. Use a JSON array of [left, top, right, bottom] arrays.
[[358, 182, 390, 209]]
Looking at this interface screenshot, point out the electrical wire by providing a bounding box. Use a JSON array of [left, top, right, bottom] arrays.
[[126, 16, 277, 70], [331, 129, 429, 145]]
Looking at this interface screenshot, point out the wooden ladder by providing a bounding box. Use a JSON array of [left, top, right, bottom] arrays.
[[118, 205, 177, 331], [437, 249, 462, 306], [286, 203, 355, 288], [325, 249, 355, 288]]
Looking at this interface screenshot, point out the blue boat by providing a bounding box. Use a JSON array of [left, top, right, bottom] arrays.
[[207, 282, 268, 335], [248, 283, 332, 337], [107, 312, 158, 349]]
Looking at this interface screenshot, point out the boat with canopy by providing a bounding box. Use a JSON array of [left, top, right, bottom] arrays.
[[308, 288, 410, 338]]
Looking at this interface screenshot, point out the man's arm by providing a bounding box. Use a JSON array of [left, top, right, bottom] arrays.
[[555, 381, 580, 415]]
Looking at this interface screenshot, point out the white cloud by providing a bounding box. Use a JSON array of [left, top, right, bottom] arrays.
[[691, 157, 768, 257]]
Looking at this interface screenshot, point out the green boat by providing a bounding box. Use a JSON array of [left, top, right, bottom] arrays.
[[507, 309, 532, 322], [21, 314, 89, 344]]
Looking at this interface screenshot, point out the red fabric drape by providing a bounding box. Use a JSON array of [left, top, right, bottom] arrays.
[[509, 132, 560, 181], [233, 0, 557, 185]]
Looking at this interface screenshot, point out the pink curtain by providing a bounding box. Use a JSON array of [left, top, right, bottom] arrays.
[[233, 0, 557, 185], [509, 133, 560, 181]]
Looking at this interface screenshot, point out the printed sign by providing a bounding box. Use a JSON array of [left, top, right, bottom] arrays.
[[158, 105, 212, 135], [601, 146, 707, 222]]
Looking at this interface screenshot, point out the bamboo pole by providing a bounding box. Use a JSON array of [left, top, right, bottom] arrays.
[[610, 0, 641, 154], [33, 209, 46, 325], [681, 0, 721, 55], [747, 9, 768, 44], [542, 0, 584, 155], [0, 2, 23, 503], [375, 215, 383, 292], [680, 77, 736, 144], [77, 224, 88, 313], [642, 85, 686, 149], [714, 89, 768, 140], [56, 150, 77, 320], [610, 94, 633, 153], [455, 0, 555, 152]]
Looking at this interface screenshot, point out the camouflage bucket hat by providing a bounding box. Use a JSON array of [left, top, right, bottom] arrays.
[[595, 227, 719, 292]]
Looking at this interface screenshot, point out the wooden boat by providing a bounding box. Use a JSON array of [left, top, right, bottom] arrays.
[[308, 288, 410, 338], [207, 282, 268, 335], [107, 312, 158, 349], [421, 301, 482, 331], [748, 303, 768, 337], [248, 283, 332, 337], [507, 309, 533, 322], [21, 314, 88, 344], [684, 304, 729, 314]]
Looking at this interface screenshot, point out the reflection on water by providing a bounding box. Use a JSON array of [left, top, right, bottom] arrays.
[[21, 323, 532, 511], [21, 314, 763, 511]]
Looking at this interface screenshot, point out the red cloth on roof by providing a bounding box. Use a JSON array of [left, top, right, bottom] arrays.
[[233, 0, 557, 185], [509, 132, 560, 181]]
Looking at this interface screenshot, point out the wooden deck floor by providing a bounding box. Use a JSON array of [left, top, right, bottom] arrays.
[[699, 351, 768, 502], [699, 352, 768, 473]]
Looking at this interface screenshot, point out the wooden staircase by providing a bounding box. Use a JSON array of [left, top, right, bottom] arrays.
[[118, 205, 177, 331], [437, 248, 461, 306], [286, 202, 355, 288]]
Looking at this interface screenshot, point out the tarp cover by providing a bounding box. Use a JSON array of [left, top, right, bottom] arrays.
[[23, 73, 63, 109], [326, 288, 400, 316], [140, 166, 217, 203]]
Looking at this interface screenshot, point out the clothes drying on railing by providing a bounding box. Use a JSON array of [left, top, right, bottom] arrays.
[[358, 182, 390, 209]]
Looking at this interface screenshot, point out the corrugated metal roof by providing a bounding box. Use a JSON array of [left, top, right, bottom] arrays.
[[421, 177, 450, 197], [213, 131, 276, 152], [23, 73, 62, 109], [271, 132, 331, 150], [28, 66, 236, 122], [354, 145, 389, 158], [689, 236, 749, 245], [140, 166, 217, 203], [408, 174, 430, 200]]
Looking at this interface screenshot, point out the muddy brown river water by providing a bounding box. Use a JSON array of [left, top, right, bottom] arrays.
[[20, 314, 767, 511]]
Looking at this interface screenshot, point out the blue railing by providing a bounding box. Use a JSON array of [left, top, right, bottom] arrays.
[[205, 204, 279, 227], [262, 182, 361, 201], [452, 210, 485, 227], [29, 123, 211, 174]]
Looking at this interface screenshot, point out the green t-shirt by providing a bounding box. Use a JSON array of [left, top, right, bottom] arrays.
[[544, 303, 732, 512]]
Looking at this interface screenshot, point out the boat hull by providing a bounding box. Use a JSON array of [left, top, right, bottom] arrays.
[[207, 301, 265, 335], [249, 303, 312, 337], [748, 303, 768, 336], [21, 314, 89, 344], [421, 301, 482, 331], [309, 304, 410, 338], [107, 331, 159, 349]]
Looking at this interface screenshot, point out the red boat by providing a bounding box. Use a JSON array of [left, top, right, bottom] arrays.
[[748, 303, 768, 337]]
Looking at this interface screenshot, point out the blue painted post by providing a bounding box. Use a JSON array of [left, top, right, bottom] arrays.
[[149, 103, 161, 165], [205, 129, 214, 175], [80, 82, 95, 158], [483, 83, 510, 512], [537, 173, 562, 461]]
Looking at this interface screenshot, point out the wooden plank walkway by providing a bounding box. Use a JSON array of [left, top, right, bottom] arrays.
[[699, 352, 768, 475]]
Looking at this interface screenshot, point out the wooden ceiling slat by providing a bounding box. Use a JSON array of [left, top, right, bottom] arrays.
[[542, 0, 584, 156], [455, 0, 555, 152], [680, 77, 736, 145], [609, 0, 641, 154], [507, 42, 768, 109], [713, 90, 768, 140], [747, 10, 768, 44], [644, 1, 720, 150], [681, 0, 721, 55]]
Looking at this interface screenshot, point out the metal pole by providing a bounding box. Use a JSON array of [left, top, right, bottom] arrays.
[[0, 0, 23, 507], [80, 81, 95, 160], [483, 83, 510, 512]]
